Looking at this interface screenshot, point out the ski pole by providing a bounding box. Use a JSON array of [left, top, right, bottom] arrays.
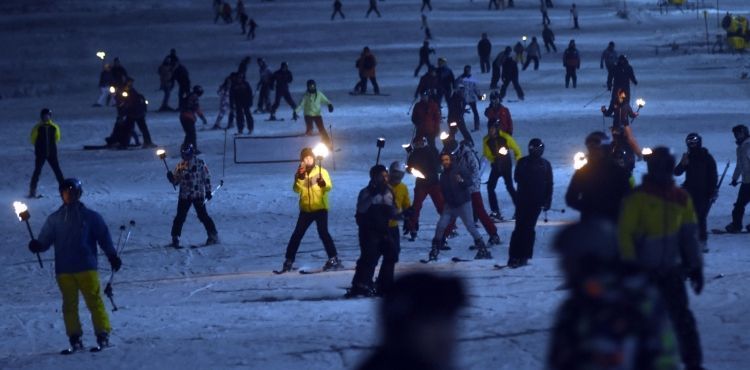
[[115, 224, 125, 251], [119, 220, 135, 254], [13, 202, 43, 268], [106, 220, 133, 312], [203, 180, 225, 205]]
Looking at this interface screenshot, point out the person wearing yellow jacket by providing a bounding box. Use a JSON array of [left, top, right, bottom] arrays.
[[296, 79, 334, 148], [618, 147, 705, 370], [482, 121, 521, 221], [29, 108, 65, 198], [280, 147, 340, 273]]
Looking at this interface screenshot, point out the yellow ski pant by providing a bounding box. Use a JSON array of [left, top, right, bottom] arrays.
[[56, 270, 111, 337]]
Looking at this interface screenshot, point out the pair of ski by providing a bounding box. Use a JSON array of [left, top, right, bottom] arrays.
[[272, 267, 349, 275], [710, 228, 750, 235], [419, 256, 509, 270], [60, 344, 112, 355]]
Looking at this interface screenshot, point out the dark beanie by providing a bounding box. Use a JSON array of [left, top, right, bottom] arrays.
[[370, 164, 387, 179]]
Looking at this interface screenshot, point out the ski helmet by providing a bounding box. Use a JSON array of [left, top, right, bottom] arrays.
[[528, 138, 544, 157], [40, 108, 52, 120], [192, 85, 204, 96], [59, 178, 83, 200], [685, 133, 702, 149], [388, 161, 405, 183], [181, 144, 195, 160], [553, 218, 620, 280], [645, 146, 675, 178], [306, 79, 316, 88]]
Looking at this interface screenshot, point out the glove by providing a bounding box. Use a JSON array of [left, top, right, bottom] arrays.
[[317, 177, 326, 188], [108, 255, 122, 272], [206, 192, 213, 201], [730, 179, 739, 187], [689, 269, 704, 294], [166, 171, 175, 184], [296, 165, 306, 180], [327, 104, 334, 113], [600, 105, 607, 113], [28, 239, 44, 254]]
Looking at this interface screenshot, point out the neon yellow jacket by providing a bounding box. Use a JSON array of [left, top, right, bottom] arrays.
[[482, 130, 522, 162], [389, 182, 411, 228], [294, 165, 332, 212], [295, 90, 331, 116], [30, 119, 61, 144], [618, 177, 702, 272]]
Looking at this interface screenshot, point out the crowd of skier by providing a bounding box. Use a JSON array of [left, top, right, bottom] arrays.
[[19, 2, 750, 369]]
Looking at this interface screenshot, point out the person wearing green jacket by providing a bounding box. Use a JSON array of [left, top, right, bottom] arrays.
[[29, 108, 65, 198], [279, 147, 340, 273], [296, 80, 334, 148]]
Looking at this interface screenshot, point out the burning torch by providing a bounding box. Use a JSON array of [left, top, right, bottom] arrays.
[[13, 201, 43, 268], [573, 152, 587, 170], [641, 147, 653, 156], [376, 137, 386, 165], [157, 149, 176, 190], [312, 142, 330, 168], [498, 147, 509, 156], [635, 98, 646, 112], [96, 51, 106, 66], [522, 35, 528, 48], [409, 167, 426, 180]]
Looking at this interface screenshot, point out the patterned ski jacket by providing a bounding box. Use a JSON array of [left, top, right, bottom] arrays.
[[294, 165, 332, 212], [454, 144, 482, 193], [172, 157, 212, 201], [37, 202, 117, 275]]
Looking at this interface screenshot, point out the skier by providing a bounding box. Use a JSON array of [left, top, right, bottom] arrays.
[[421, 0, 432, 12], [513, 41, 525, 65], [386, 161, 410, 290], [548, 219, 679, 369], [602, 88, 640, 165], [570, 3, 579, 29], [120, 85, 156, 148], [109, 57, 129, 89], [427, 151, 491, 261], [608, 54, 638, 102], [94, 63, 113, 107], [562, 39, 580, 88], [447, 86, 473, 145], [483, 121, 521, 221], [477, 33, 492, 74], [726, 124, 750, 233], [406, 136, 446, 241], [674, 133, 718, 247], [296, 80, 334, 148], [446, 137, 501, 245], [542, 24, 557, 53], [331, 0, 344, 20], [435, 57, 455, 108], [600, 41, 618, 89], [565, 131, 632, 223], [414, 41, 435, 78], [268, 62, 298, 121], [254, 58, 272, 113], [157, 58, 175, 111], [279, 147, 341, 273], [348, 165, 397, 298], [355, 47, 380, 95], [484, 91, 513, 135], [490, 47, 511, 89], [499, 47, 524, 101], [365, 0, 381, 18], [171, 60, 191, 110], [166, 144, 220, 248], [411, 90, 441, 148], [522, 37, 541, 71], [230, 72, 254, 135], [540, 1, 551, 25], [507, 138, 552, 268], [618, 147, 706, 370], [355, 273, 466, 370], [246, 18, 257, 40], [420, 14, 432, 40], [456, 65, 483, 132], [28, 108, 64, 198], [236, 0, 248, 34], [180, 85, 209, 154], [27, 178, 121, 353], [414, 67, 440, 103], [212, 73, 234, 130]]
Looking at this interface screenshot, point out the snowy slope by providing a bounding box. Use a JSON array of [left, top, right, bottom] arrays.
[[1, 1, 749, 369]]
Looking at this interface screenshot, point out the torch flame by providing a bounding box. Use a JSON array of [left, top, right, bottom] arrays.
[[13, 201, 28, 221], [401, 143, 411, 148], [109, 86, 115, 94], [410, 168, 425, 179], [481, 93, 487, 101], [641, 147, 653, 156], [156, 149, 166, 157], [312, 142, 329, 158], [636, 98, 645, 108], [122, 91, 128, 98], [440, 131, 450, 141], [522, 35, 527, 41], [449, 122, 457, 128], [574, 152, 588, 170], [96, 51, 106, 60], [498, 147, 508, 156], [145, 100, 149, 105]]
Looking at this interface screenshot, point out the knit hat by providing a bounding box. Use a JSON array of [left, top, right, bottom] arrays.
[[300, 147, 314, 161]]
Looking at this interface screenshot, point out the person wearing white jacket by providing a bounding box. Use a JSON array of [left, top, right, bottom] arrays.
[[455, 65, 483, 132], [726, 124, 750, 233]]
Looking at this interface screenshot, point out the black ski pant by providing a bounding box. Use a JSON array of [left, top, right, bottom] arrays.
[[522, 56, 539, 71], [414, 59, 432, 77], [358, 75, 380, 94], [256, 84, 271, 112], [285, 210, 337, 262], [304, 115, 332, 148], [565, 67, 578, 88], [466, 101, 480, 130], [655, 272, 703, 369], [270, 89, 296, 116], [421, 1, 432, 12], [451, 118, 474, 146], [235, 104, 254, 134], [490, 65, 500, 89], [508, 202, 542, 261], [487, 161, 517, 214], [479, 55, 490, 73], [160, 84, 173, 110], [605, 65, 614, 90], [180, 115, 198, 152], [171, 198, 218, 238], [331, 9, 345, 20], [351, 225, 398, 292], [731, 183, 750, 228], [365, 6, 381, 17], [127, 116, 154, 145], [688, 191, 710, 242], [488, 0, 500, 10], [542, 11, 551, 25], [544, 39, 557, 53], [499, 77, 524, 100], [30, 153, 64, 191]]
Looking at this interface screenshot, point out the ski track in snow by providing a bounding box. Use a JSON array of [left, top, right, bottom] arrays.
[[1, 1, 750, 369]]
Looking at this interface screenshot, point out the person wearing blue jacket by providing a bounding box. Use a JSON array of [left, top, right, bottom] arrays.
[[28, 178, 122, 353]]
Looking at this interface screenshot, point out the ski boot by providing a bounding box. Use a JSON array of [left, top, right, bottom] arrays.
[[322, 256, 343, 271], [171, 236, 180, 248], [439, 237, 451, 250], [61, 335, 84, 355], [27, 188, 37, 199], [489, 212, 504, 223], [292, 112, 299, 121], [725, 222, 742, 234], [446, 229, 459, 239], [428, 239, 441, 261], [473, 239, 492, 259], [96, 332, 110, 348], [408, 231, 417, 242], [279, 259, 294, 273], [508, 258, 528, 269], [205, 233, 220, 245], [344, 283, 376, 299], [488, 234, 501, 246]]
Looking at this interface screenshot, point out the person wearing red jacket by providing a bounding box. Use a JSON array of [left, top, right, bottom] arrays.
[[411, 91, 441, 148], [484, 91, 513, 135]]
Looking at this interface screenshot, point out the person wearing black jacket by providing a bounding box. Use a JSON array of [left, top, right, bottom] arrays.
[[29, 108, 64, 198], [347, 165, 397, 298], [566, 131, 632, 223], [477, 33, 492, 74], [121, 87, 156, 148], [542, 24, 557, 53], [499, 47, 524, 101], [674, 133, 718, 248], [406, 137, 446, 241], [331, 0, 344, 20], [435, 58, 455, 107], [447, 88, 473, 145], [507, 138, 552, 268], [608, 54, 638, 103], [171, 61, 191, 110], [414, 41, 435, 77], [230, 73, 254, 135], [563, 40, 580, 88], [269, 62, 298, 121], [109, 57, 128, 88]]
